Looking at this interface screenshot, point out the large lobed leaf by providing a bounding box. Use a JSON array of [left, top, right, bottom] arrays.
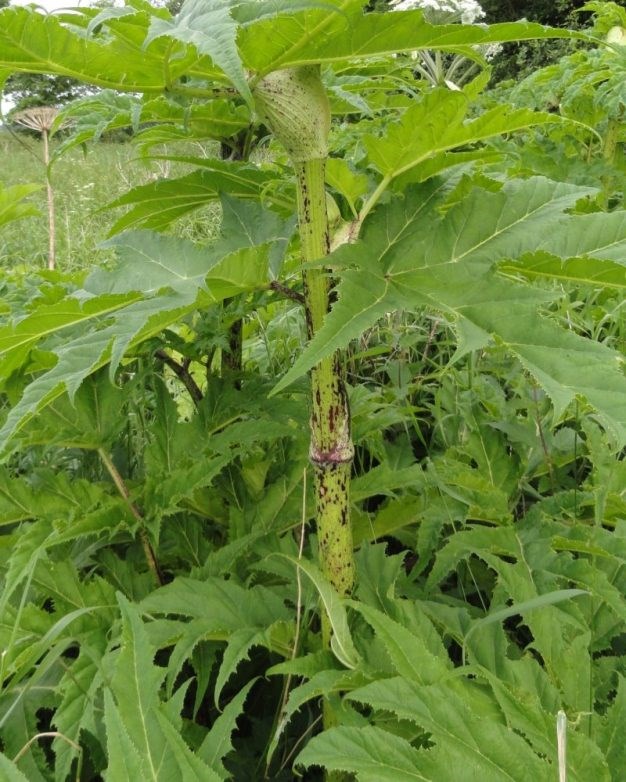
[[297, 725, 438, 781], [146, 0, 252, 105], [105, 159, 292, 234], [54, 92, 251, 158], [0, 290, 196, 456], [597, 674, 626, 777], [0, 6, 171, 92], [196, 678, 256, 774], [0, 197, 286, 454], [423, 517, 626, 720], [141, 575, 293, 712], [0, 291, 141, 386], [140, 576, 291, 631], [363, 89, 563, 184], [0, 2, 585, 104], [273, 177, 626, 444], [240, 5, 581, 73]]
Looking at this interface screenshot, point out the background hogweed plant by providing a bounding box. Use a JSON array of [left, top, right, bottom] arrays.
[[391, 0, 501, 93], [0, 0, 625, 780], [390, 0, 485, 24]]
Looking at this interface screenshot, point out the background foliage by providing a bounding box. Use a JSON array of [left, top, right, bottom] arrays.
[[482, 0, 590, 81]]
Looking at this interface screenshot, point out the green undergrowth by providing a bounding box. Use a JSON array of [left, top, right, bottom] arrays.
[[1, 340, 625, 780]]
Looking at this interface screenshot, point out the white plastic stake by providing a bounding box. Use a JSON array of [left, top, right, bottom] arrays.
[[557, 710, 567, 782]]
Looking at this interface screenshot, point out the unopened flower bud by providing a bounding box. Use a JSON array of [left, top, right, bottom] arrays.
[[607, 26, 626, 47], [253, 66, 331, 162]]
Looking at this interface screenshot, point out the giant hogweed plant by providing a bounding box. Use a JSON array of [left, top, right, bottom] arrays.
[[1, 0, 626, 779]]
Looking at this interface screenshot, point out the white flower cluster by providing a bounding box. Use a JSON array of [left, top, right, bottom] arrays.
[[390, 0, 485, 25], [483, 42, 503, 60]]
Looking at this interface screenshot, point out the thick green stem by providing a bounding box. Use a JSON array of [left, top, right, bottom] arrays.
[[294, 158, 355, 599], [254, 72, 355, 777], [295, 156, 355, 782], [254, 66, 355, 600]]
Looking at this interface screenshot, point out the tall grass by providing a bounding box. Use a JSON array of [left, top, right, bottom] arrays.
[[0, 130, 221, 271]]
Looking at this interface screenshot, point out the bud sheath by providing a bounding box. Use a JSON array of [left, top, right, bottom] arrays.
[[253, 66, 331, 162]]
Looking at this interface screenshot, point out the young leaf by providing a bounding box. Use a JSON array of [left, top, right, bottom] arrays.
[[295, 725, 437, 781], [196, 678, 256, 775], [274, 555, 360, 669], [596, 674, 626, 777], [346, 676, 555, 780], [346, 600, 449, 685], [326, 157, 371, 217], [0, 753, 31, 782]]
